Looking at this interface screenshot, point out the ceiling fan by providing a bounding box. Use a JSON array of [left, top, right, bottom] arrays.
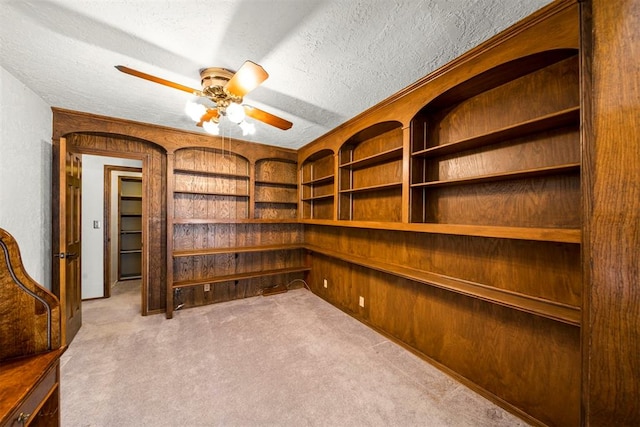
[[115, 61, 293, 136]]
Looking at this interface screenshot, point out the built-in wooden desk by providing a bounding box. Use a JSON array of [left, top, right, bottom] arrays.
[[0, 228, 63, 427], [0, 348, 65, 427]]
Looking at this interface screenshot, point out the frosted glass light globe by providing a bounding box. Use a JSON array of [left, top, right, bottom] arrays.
[[202, 120, 220, 135], [226, 102, 246, 124]]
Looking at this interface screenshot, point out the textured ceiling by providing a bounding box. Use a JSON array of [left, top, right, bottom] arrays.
[[0, 0, 553, 149]]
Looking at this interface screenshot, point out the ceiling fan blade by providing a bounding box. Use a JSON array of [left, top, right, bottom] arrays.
[[224, 61, 269, 97], [196, 109, 220, 126], [244, 105, 292, 130], [115, 65, 201, 95]]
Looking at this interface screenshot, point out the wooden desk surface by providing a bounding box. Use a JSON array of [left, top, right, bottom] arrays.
[[0, 347, 66, 425]]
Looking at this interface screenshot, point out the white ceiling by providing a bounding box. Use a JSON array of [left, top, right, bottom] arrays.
[[0, 0, 552, 149]]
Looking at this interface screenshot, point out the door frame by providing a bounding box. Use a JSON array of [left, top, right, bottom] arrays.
[[103, 165, 143, 298], [53, 140, 152, 327]]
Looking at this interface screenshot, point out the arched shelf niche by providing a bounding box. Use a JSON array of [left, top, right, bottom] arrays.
[[172, 146, 251, 221], [337, 121, 403, 222], [300, 149, 335, 220], [408, 48, 581, 228]]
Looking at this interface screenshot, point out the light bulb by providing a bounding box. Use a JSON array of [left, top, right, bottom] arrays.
[[185, 99, 207, 122], [239, 120, 256, 136], [226, 102, 246, 124], [202, 120, 220, 135]]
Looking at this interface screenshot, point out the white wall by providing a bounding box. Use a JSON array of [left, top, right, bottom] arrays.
[[0, 66, 53, 288], [81, 155, 141, 299]]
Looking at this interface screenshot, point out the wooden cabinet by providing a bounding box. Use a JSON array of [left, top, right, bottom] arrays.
[[300, 150, 335, 220], [167, 147, 306, 318], [117, 176, 142, 280], [338, 122, 403, 222]]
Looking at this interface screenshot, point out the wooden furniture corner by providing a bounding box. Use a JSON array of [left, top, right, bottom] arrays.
[[0, 228, 65, 427]]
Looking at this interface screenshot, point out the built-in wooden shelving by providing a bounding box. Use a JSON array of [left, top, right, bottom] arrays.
[[305, 244, 580, 326], [411, 107, 580, 158], [118, 176, 142, 280], [168, 148, 306, 318]]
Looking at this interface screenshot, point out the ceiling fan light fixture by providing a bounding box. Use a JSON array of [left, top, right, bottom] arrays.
[[185, 98, 207, 122], [202, 120, 220, 135], [226, 102, 246, 124], [239, 120, 256, 136]]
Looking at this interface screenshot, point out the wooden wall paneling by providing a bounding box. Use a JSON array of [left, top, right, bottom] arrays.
[[305, 225, 582, 308], [582, 0, 640, 424]]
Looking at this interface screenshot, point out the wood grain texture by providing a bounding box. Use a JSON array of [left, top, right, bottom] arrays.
[[305, 225, 581, 308], [0, 228, 61, 360], [582, 0, 640, 424]]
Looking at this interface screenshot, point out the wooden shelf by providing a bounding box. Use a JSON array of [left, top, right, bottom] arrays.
[[174, 190, 249, 197], [173, 243, 304, 258], [255, 180, 297, 188], [301, 193, 334, 202], [173, 218, 299, 224], [120, 195, 142, 200], [255, 200, 298, 205], [301, 174, 334, 186], [174, 168, 249, 179], [120, 249, 142, 254], [173, 266, 311, 289], [305, 244, 580, 326], [339, 182, 402, 194], [412, 107, 580, 158], [339, 146, 403, 170], [120, 230, 142, 234], [120, 212, 142, 216], [301, 219, 581, 244], [411, 163, 580, 188]]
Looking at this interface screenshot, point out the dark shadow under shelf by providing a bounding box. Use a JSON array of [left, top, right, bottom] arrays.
[[172, 266, 311, 289]]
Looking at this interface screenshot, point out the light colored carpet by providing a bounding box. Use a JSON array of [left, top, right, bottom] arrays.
[[60, 281, 529, 427]]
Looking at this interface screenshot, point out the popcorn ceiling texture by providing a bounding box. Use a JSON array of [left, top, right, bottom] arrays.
[[0, 0, 552, 149]]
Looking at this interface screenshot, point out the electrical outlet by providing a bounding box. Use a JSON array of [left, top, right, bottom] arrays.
[[204, 283, 211, 292], [323, 278, 328, 288], [359, 296, 365, 308]]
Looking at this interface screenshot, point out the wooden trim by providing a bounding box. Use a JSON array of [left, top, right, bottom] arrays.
[[173, 244, 304, 257], [166, 153, 175, 319], [300, 219, 581, 244], [52, 108, 297, 161]]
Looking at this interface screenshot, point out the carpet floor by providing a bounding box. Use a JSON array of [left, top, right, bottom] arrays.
[[60, 281, 529, 426]]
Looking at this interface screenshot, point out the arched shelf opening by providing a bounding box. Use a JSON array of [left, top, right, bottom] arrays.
[[300, 149, 335, 220], [338, 121, 403, 222], [408, 48, 581, 228]]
